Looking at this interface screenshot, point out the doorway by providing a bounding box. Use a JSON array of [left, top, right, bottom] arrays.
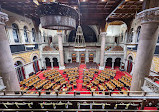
[[53, 58, 59, 67], [80, 53, 85, 63], [89, 53, 94, 62], [72, 53, 76, 63]]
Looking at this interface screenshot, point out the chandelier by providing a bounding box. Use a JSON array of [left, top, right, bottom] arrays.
[[36, 0, 78, 30], [74, 2, 86, 51]]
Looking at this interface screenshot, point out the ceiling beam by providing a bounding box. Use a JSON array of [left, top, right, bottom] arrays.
[[106, 0, 125, 21]]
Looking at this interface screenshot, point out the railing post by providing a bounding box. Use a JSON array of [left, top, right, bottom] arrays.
[[38, 91, 41, 96], [109, 91, 111, 96], [21, 91, 24, 95], [127, 91, 130, 96], [74, 90, 76, 96], [3, 90, 5, 96], [56, 90, 58, 96], [141, 99, 146, 110]]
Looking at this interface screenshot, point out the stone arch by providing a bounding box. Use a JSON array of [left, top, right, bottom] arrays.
[[68, 25, 97, 42], [127, 53, 134, 62], [52, 57, 59, 67], [30, 53, 39, 62], [106, 21, 127, 44], [114, 57, 121, 67], [127, 55, 133, 73], [45, 57, 51, 68], [137, 26, 141, 42], [105, 57, 112, 68], [13, 57, 26, 65], [14, 60, 26, 81]]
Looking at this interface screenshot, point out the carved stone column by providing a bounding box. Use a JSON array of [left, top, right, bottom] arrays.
[[130, 7, 159, 91], [50, 61, 53, 69], [112, 61, 115, 69], [99, 32, 106, 70], [0, 12, 20, 91], [57, 32, 65, 70]]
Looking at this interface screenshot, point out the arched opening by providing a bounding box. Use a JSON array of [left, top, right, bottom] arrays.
[[72, 53, 76, 63], [80, 53, 85, 63], [127, 56, 133, 73], [114, 58, 121, 68], [68, 25, 97, 42], [53, 58, 59, 67], [115, 37, 118, 45], [106, 58, 112, 68], [45, 58, 51, 68], [32, 28, 36, 42], [49, 36, 52, 44], [12, 23, 20, 43], [106, 21, 127, 45], [24, 26, 29, 42], [137, 26, 141, 42], [129, 28, 133, 43], [89, 53, 94, 62], [33, 56, 40, 73], [14, 61, 25, 81]]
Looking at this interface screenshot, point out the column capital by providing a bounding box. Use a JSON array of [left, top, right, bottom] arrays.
[[100, 32, 107, 37], [57, 32, 63, 36], [136, 7, 159, 24], [0, 12, 8, 25]]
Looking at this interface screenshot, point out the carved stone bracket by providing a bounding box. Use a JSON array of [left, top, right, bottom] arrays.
[[137, 7, 159, 24], [0, 12, 8, 25]]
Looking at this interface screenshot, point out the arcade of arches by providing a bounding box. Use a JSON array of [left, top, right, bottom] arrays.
[[0, 0, 158, 101]]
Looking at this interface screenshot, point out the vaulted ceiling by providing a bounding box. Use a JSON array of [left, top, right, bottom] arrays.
[[0, 0, 143, 25]]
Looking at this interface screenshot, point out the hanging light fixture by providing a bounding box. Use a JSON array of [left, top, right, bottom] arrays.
[[74, 0, 86, 51], [36, 0, 78, 30]]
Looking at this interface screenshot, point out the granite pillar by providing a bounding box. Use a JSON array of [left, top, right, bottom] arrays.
[[130, 7, 159, 91], [0, 12, 20, 91], [57, 32, 65, 70], [99, 32, 106, 70]]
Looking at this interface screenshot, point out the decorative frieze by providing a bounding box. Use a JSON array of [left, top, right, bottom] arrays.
[[0, 12, 8, 25], [100, 32, 107, 37], [137, 7, 159, 24]]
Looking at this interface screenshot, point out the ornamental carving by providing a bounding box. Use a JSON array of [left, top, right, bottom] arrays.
[[0, 12, 8, 25], [100, 32, 107, 37], [137, 7, 159, 24]]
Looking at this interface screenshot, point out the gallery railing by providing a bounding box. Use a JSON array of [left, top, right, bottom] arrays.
[[142, 77, 159, 93], [0, 90, 158, 96]]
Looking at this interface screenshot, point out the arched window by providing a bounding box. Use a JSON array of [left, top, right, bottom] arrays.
[[14, 61, 25, 81], [137, 26, 141, 42], [33, 56, 39, 73], [24, 26, 29, 42], [129, 28, 133, 43], [32, 28, 36, 42], [127, 56, 133, 73], [12, 23, 19, 43]]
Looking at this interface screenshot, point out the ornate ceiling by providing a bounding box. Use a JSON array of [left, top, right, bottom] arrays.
[[0, 0, 143, 25]]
